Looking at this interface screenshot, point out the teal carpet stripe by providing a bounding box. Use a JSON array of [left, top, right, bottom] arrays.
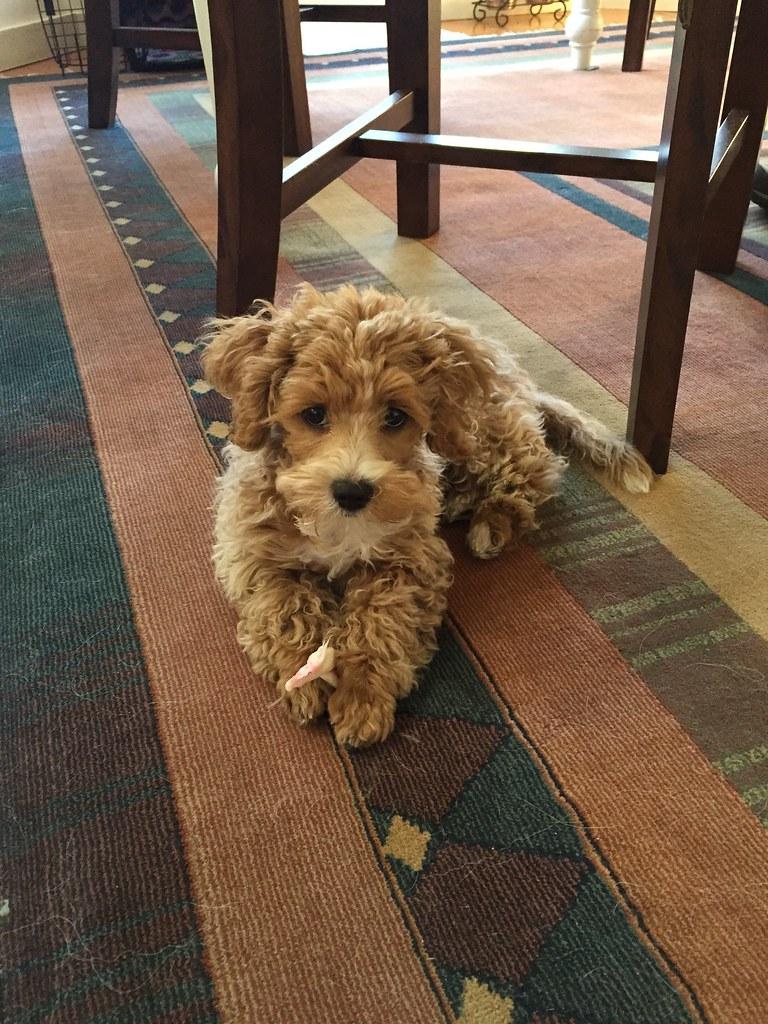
[[0, 80, 218, 1024]]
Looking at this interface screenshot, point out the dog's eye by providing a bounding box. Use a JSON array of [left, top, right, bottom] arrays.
[[384, 407, 408, 430], [301, 405, 328, 428]]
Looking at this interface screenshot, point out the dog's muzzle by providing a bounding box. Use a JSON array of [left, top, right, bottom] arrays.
[[331, 478, 374, 513]]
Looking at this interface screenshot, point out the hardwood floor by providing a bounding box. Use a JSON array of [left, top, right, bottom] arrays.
[[445, 9, 673, 34], [1, 57, 62, 78]]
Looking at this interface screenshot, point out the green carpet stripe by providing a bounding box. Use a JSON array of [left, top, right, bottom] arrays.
[[631, 622, 751, 670], [0, 669, 150, 736], [40, 766, 168, 814], [8, 900, 194, 978], [6, 770, 173, 857], [539, 525, 648, 561], [593, 580, 711, 623], [538, 494, 618, 522], [742, 784, 768, 809], [14, 937, 202, 1024], [609, 599, 723, 640], [537, 509, 634, 541], [714, 745, 768, 778], [86, 983, 216, 1024], [550, 538, 659, 572]]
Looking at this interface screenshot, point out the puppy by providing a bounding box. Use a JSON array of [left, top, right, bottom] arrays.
[[202, 285, 651, 746]]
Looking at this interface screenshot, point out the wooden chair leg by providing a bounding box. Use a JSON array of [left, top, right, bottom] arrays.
[[698, 0, 768, 275], [622, 0, 654, 72], [85, 0, 120, 128], [282, 0, 313, 157], [386, 0, 440, 238], [209, 0, 284, 315], [627, 3, 739, 473]]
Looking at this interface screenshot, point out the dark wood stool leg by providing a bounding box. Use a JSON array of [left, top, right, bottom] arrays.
[[622, 0, 654, 72], [627, 3, 738, 473], [282, 0, 313, 157], [209, 0, 284, 316], [85, 0, 120, 128], [387, 0, 440, 237], [698, 0, 768, 275]]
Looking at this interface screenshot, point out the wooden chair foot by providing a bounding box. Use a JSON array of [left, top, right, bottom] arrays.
[[84, 0, 120, 128], [210, 0, 285, 314], [628, 5, 738, 471], [387, 0, 440, 237]]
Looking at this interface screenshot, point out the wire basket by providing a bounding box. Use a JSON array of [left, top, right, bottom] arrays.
[[35, 0, 203, 75], [36, 0, 87, 74]]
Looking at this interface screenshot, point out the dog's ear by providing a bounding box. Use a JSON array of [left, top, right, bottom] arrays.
[[414, 317, 496, 461], [202, 306, 292, 450]]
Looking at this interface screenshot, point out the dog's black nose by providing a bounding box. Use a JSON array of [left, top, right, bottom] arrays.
[[331, 478, 375, 513]]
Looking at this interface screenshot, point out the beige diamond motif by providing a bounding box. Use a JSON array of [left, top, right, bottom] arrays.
[[75, 134, 87, 140], [86, 157, 100, 163], [71, 124, 84, 130], [459, 979, 513, 1024], [122, 236, 141, 246], [190, 379, 212, 395], [145, 283, 166, 295], [105, 200, 121, 208], [113, 218, 131, 226], [66, 114, 76, 119], [80, 145, 93, 151], [62, 105, 73, 111], [207, 421, 230, 440], [173, 341, 195, 354], [134, 258, 154, 269], [383, 816, 430, 872], [91, 170, 106, 177], [97, 185, 114, 192], [158, 310, 180, 323]]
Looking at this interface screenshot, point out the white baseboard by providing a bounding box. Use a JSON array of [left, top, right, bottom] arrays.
[[0, 19, 50, 72]]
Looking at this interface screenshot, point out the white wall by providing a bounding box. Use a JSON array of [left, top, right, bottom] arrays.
[[0, 0, 50, 71]]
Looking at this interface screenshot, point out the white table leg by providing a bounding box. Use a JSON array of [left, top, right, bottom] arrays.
[[565, 0, 604, 70]]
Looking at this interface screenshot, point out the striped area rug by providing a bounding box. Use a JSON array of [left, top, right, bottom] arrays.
[[3, 26, 768, 1024]]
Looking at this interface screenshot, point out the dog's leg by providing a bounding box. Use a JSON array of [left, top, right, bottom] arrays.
[[468, 493, 538, 560], [328, 537, 452, 747], [466, 403, 567, 559], [237, 569, 339, 725]]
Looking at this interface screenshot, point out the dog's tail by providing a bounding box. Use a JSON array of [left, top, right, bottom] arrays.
[[535, 392, 653, 494]]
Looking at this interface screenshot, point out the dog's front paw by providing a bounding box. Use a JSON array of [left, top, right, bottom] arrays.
[[282, 678, 330, 726], [468, 510, 514, 560], [328, 688, 395, 747]]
